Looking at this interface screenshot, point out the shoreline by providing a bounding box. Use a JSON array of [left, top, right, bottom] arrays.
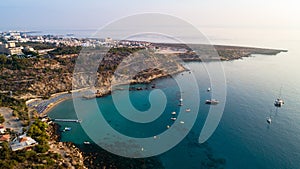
[[39, 72, 177, 168], [40, 96, 72, 116], [29, 67, 186, 117]]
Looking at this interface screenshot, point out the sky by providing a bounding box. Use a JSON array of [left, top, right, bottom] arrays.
[[0, 0, 300, 31]]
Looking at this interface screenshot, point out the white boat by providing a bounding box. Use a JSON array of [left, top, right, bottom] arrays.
[[64, 127, 71, 131], [83, 141, 91, 145], [171, 117, 177, 121], [274, 87, 284, 107], [166, 125, 170, 129], [180, 121, 185, 124], [267, 117, 272, 124], [207, 87, 211, 92], [179, 98, 183, 102], [185, 108, 191, 112], [274, 98, 284, 107], [178, 103, 183, 106], [205, 99, 219, 105], [171, 111, 176, 115]]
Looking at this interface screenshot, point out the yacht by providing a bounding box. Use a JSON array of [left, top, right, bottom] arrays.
[[171, 111, 176, 115], [274, 98, 284, 107], [171, 117, 177, 121], [83, 141, 91, 145], [274, 87, 284, 107], [205, 99, 219, 105], [64, 127, 71, 131]]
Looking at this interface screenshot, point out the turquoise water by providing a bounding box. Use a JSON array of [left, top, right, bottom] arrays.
[[48, 28, 300, 168], [49, 54, 300, 168]]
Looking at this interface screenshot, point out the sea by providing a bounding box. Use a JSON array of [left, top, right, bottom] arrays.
[[47, 27, 300, 169]]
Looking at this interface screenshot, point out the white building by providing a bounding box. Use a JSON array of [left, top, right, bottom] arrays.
[[10, 134, 38, 151]]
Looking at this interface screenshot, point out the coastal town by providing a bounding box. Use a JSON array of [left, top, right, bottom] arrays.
[[0, 31, 287, 168]]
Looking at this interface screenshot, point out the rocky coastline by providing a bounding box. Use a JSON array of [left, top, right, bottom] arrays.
[[47, 122, 87, 169]]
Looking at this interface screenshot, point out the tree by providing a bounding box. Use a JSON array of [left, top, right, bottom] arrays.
[[0, 114, 5, 123], [0, 54, 7, 69], [0, 54, 7, 64]]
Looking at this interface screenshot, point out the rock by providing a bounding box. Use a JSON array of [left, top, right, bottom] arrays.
[[65, 153, 70, 157], [71, 160, 77, 166], [63, 162, 70, 168]]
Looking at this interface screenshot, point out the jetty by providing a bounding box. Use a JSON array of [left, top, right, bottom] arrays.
[[52, 119, 82, 123]]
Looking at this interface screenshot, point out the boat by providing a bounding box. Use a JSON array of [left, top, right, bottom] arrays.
[[274, 98, 284, 107], [185, 108, 191, 112], [64, 127, 71, 131], [180, 121, 185, 124], [178, 103, 183, 106], [166, 125, 170, 129], [171, 117, 177, 121], [83, 141, 91, 145], [179, 98, 183, 102], [205, 99, 219, 105], [274, 87, 284, 107], [207, 87, 211, 92], [171, 111, 176, 115], [267, 117, 272, 124]]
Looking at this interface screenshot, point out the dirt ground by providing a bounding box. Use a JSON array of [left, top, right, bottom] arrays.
[[0, 107, 23, 133]]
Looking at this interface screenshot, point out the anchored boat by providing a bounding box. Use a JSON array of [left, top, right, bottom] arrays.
[[267, 117, 272, 124], [205, 99, 219, 105], [274, 98, 284, 107]]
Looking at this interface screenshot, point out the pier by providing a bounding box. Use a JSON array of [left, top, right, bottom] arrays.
[[52, 119, 82, 123]]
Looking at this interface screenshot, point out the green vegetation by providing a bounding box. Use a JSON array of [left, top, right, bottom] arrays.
[[27, 120, 50, 153], [22, 50, 38, 57], [108, 47, 143, 54], [49, 46, 82, 55], [0, 114, 4, 123], [0, 120, 62, 169], [16, 42, 56, 50], [0, 93, 29, 125], [0, 54, 33, 70]]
